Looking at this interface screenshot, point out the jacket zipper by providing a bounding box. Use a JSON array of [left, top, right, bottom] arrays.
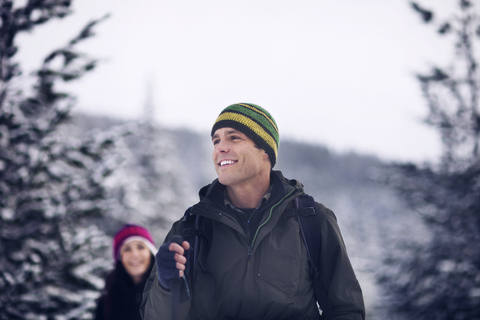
[[247, 188, 297, 263]]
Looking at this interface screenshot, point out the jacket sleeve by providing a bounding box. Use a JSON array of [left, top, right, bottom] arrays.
[[93, 295, 104, 320], [140, 222, 193, 320], [316, 203, 366, 320]]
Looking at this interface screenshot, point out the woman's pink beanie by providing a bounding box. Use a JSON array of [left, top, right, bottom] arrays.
[[113, 224, 156, 260]]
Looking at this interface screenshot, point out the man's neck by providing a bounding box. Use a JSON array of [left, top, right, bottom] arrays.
[[226, 179, 270, 209]]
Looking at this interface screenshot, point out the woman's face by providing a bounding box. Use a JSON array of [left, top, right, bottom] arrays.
[[120, 240, 151, 284]]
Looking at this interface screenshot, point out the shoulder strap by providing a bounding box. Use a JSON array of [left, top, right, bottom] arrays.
[[296, 194, 334, 320], [181, 208, 213, 291], [181, 208, 199, 287], [181, 208, 200, 319]]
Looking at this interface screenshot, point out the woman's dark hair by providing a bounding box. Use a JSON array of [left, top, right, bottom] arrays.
[[96, 253, 154, 320]]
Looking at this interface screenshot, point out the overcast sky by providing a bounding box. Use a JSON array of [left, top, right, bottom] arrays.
[[16, 0, 457, 162]]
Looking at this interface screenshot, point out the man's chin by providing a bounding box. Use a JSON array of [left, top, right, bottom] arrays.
[[217, 175, 233, 186]]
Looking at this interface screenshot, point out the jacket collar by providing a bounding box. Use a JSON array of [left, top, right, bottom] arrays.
[[198, 170, 304, 208]]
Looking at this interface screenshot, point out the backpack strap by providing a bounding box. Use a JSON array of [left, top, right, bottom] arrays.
[[295, 194, 334, 320], [181, 208, 200, 319], [182, 208, 214, 318], [181, 208, 199, 292]]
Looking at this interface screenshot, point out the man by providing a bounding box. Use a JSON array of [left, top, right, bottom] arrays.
[[141, 103, 365, 320]]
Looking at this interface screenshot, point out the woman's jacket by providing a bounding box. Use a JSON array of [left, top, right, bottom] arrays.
[[95, 256, 154, 320]]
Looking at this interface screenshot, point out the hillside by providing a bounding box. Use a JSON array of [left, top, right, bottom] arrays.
[[63, 112, 428, 319]]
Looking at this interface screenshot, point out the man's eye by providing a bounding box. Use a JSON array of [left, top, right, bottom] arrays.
[[213, 139, 219, 145]]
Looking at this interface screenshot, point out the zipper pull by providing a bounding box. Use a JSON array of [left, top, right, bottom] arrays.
[[247, 246, 253, 262]]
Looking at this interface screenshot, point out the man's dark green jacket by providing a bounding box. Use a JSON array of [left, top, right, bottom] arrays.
[[141, 171, 365, 320]]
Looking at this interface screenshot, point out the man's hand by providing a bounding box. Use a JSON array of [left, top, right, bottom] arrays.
[[156, 236, 190, 290]]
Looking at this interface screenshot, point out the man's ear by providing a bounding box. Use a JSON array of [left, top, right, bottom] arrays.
[[263, 152, 269, 160]]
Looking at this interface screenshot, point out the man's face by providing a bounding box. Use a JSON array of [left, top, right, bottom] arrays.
[[212, 127, 271, 188]]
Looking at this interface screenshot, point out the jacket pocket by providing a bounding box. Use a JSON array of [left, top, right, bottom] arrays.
[[194, 267, 218, 319], [256, 219, 305, 298]]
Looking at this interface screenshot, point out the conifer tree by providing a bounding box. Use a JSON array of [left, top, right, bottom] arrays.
[[380, 1, 480, 319], [107, 82, 198, 243], [0, 1, 125, 319]]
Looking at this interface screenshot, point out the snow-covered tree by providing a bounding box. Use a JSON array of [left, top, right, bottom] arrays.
[[103, 87, 198, 243], [380, 1, 480, 319], [0, 1, 127, 319]]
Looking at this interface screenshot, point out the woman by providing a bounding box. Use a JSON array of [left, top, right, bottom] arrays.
[[95, 224, 157, 320]]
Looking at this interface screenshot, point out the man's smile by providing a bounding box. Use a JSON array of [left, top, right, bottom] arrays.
[[219, 160, 237, 166]]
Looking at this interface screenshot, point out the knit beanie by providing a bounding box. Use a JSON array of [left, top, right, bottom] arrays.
[[113, 224, 156, 260], [211, 103, 279, 168]]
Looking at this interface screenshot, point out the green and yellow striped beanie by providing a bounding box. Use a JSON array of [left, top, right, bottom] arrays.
[[211, 103, 279, 168]]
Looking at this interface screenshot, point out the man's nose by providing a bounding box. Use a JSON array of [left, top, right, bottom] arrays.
[[216, 140, 229, 152]]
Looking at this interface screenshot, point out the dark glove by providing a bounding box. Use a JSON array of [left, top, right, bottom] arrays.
[[156, 236, 183, 290]]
